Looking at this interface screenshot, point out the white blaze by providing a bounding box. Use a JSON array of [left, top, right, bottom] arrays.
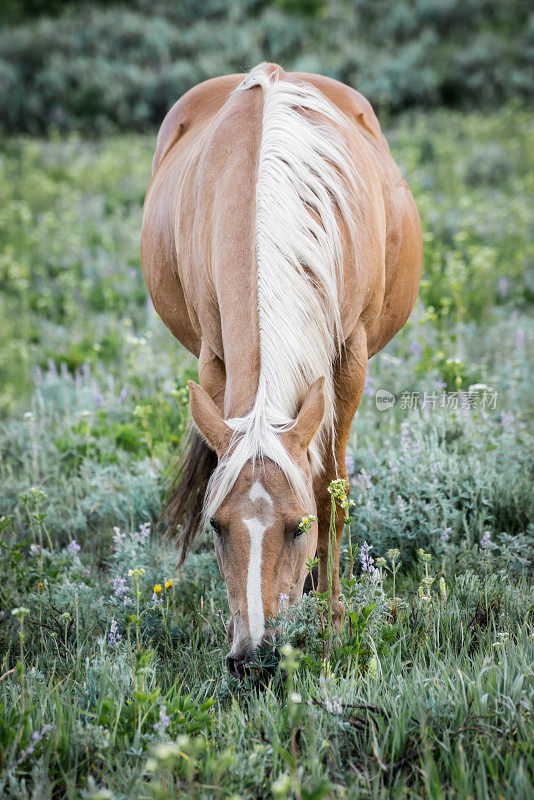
[[243, 481, 273, 648], [244, 516, 266, 647], [250, 480, 273, 506]]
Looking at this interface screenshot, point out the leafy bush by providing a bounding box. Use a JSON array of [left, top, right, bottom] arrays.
[[0, 0, 532, 133]]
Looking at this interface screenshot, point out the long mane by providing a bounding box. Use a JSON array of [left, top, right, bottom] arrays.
[[203, 63, 360, 520]]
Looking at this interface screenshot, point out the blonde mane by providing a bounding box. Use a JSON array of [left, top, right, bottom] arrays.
[[204, 63, 360, 519]]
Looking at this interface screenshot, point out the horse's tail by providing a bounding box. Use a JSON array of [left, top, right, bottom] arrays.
[[163, 427, 217, 567]]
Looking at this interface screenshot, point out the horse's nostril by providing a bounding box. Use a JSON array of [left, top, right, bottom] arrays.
[[226, 654, 246, 677]]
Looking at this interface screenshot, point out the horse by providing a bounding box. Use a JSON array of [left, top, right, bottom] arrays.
[[140, 62, 422, 675]]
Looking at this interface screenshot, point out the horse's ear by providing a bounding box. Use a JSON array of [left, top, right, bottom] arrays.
[[284, 376, 326, 452], [188, 381, 232, 457]]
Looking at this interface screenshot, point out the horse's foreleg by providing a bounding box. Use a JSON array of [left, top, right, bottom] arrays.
[[313, 324, 368, 625]]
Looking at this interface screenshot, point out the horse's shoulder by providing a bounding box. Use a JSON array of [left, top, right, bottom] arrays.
[[152, 75, 243, 175]]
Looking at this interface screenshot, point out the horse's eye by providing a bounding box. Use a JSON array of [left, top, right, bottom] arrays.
[[292, 525, 304, 539], [210, 518, 222, 535]]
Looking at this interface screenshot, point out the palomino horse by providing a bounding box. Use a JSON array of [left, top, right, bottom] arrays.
[[141, 63, 422, 675]]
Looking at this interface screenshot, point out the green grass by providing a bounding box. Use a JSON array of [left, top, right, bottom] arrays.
[[0, 109, 533, 798]]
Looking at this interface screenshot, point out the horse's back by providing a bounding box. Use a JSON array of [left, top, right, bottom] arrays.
[[141, 68, 422, 361]]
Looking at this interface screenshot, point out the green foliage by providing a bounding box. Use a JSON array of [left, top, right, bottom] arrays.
[[0, 0, 532, 133]]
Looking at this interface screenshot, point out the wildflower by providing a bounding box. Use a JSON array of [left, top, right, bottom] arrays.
[[118, 384, 128, 404], [108, 619, 121, 645], [480, 531, 492, 549], [410, 340, 423, 357], [289, 692, 302, 705], [113, 527, 126, 547], [152, 592, 162, 606], [153, 705, 171, 732], [12, 607, 30, 617], [112, 575, 128, 597], [324, 695, 342, 714], [153, 584, 162, 597], [501, 411, 514, 430], [298, 514, 316, 535], [417, 548, 432, 563], [38, 581, 43, 593], [123, 596, 133, 607], [431, 460, 441, 476], [376, 557, 386, 567], [439, 576, 448, 605], [345, 453, 356, 476], [165, 579, 173, 592], [138, 522, 151, 542], [128, 568, 145, 578], [440, 527, 452, 545], [386, 548, 400, 562], [68, 540, 81, 554], [358, 469, 373, 491], [359, 541, 374, 573], [93, 386, 103, 407]]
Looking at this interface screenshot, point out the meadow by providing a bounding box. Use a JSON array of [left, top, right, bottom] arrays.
[[0, 108, 533, 798]]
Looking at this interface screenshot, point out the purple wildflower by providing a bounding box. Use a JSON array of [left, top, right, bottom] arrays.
[[112, 575, 128, 597], [410, 340, 423, 357], [359, 541, 374, 573], [359, 469, 373, 491], [501, 411, 514, 430], [47, 359, 58, 378], [108, 619, 121, 645], [153, 705, 170, 732], [480, 531, 492, 549], [68, 540, 81, 554], [137, 522, 151, 542], [118, 384, 128, 404], [33, 366, 43, 387], [93, 386, 103, 407], [152, 592, 162, 606], [345, 453, 356, 477], [497, 277, 509, 300], [440, 527, 452, 545]]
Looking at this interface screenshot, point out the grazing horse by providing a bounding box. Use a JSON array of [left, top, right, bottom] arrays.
[[141, 63, 422, 675]]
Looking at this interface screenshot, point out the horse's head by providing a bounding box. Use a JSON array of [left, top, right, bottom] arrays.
[[188, 378, 325, 676]]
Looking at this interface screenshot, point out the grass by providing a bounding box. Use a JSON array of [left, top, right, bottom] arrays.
[[0, 108, 533, 798]]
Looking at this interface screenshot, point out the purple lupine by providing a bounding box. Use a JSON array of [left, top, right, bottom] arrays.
[[359, 541, 374, 573], [68, 540, 81, 554], [137, 522, 151, 542], [345, 453, 356, 477], [501, 411, 514, 430], [118, 384, 128, 404], [108, 619, 121, 645], [93, 386, 103, 407], [153, 705, 170, 732], [497, 277, 509, 300], [112, 575, 128, 597], [359, 469, 372, 491], [440, 527, 452, 545], [480, 531, 492, 549], [410, 340, 423, 357], [152, 592, 162, 606], [33, 367, 43, 387]]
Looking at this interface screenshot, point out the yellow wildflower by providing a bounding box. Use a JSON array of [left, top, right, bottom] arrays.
[[165, 579, 173, 592], [153, 584, 162, 597]]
